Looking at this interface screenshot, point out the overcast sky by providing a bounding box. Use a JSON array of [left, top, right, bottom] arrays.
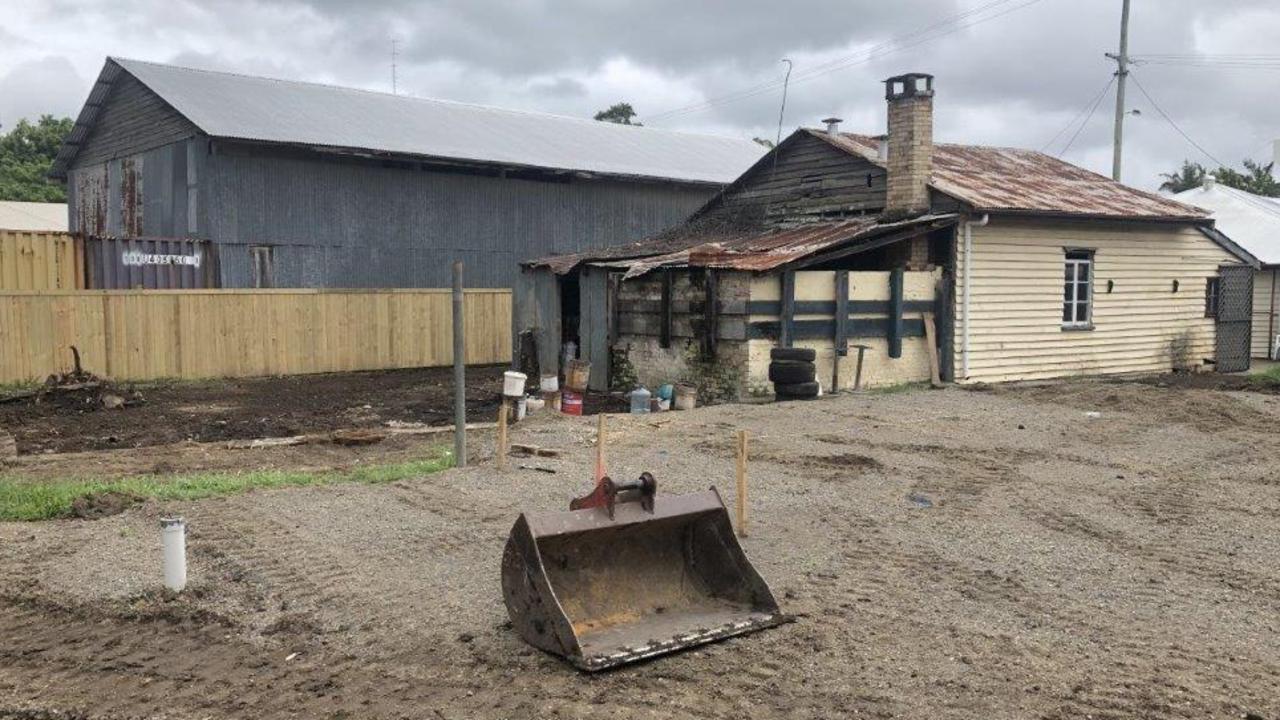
[[3, 0, 1279, 190]]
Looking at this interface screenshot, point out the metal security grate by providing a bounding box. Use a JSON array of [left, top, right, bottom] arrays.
[[1215, 265, 1253, 373]]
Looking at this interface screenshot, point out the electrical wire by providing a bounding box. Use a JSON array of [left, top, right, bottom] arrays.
[[646, 0, 1049, 123], [1129, 71, 1228, 168], [1054, 75, 1114, 159], [1131, 54, 1280, 70], [1038, 75, 1115, 154]]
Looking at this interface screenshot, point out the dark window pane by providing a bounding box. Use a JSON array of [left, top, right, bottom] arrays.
[[1064, 302, 1073, 322], [1076, 281, 1089, 301]]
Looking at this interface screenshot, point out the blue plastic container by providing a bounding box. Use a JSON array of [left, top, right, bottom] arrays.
[[629, 387, 652, 414]]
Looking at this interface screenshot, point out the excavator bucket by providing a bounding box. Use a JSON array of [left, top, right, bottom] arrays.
[[501, 473, 787, 671]]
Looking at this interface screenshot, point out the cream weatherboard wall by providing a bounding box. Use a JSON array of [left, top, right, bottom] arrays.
[[1252, 268, 1278, 359], [956, 219, 1240, 383]]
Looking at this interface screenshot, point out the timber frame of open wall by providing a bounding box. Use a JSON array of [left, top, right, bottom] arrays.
[[598, 266, 945, 400]]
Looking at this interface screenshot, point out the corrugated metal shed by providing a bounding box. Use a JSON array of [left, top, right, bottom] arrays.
[[812, 130, 1208, 221], [53, 58, 765, 185], [0, 202, 68, 232]]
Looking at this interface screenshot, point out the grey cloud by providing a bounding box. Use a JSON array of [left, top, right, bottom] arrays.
[[3, 0, 1280, 190]]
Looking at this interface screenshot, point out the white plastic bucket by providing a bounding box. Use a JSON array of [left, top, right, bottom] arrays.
[[540, 374, 559, 393], [503, 371, 527, 398]]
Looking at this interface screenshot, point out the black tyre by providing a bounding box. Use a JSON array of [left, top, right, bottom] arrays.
[[775, 381, 820, 400], [768, 360, 815, 384], [770, 347, 816, 362]]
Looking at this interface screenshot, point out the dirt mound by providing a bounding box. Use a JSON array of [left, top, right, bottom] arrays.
[[68, 491, 142, 519]]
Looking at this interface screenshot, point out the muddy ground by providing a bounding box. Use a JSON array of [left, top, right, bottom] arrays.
[[0, 366, 625, 481], [0, 366, 513, 456], [2, 378, 1278, 719]]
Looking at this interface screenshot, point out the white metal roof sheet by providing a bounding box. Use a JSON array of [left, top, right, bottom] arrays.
[[0, 201, 68, 232], [1172, 183, 1280, 265], [110, 58, 765, 185]]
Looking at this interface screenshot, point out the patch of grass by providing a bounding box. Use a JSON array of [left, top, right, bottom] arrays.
[[0, 448, 454, 522], [0, 380, 40, 397], [1250, 364, 1280, 384], [867, 381, 929, 395]]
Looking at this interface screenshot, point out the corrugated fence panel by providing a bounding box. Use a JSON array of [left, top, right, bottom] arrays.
[[0, 231, 85, 290], [0, 289, 511, 383]]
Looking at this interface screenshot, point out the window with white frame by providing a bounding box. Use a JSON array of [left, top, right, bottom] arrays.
[[1062, 249, 1093, 329]]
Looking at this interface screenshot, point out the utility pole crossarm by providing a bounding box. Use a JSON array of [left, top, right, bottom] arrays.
[[1110, 0, 1131, 182]]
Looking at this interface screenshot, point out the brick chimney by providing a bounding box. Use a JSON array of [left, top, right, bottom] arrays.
[[883, 73, 934, 219]]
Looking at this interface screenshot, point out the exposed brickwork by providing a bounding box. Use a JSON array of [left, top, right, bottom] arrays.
[[885, 94, 933, 217]]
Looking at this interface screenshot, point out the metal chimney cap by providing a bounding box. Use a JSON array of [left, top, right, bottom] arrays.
[[884, 73, 935, 101], [822, 117, 843, 134], [1203, 174, 1217, 190]]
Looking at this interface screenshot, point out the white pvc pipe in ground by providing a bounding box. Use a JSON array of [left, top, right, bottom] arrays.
[[161, 517, 187, 592]]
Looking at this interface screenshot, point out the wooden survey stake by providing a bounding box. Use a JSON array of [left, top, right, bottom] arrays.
[[497, 398, 509, 470], [594, 413, 607, 482], [922, 312, 943, 388], [735, 430, 748, 537]]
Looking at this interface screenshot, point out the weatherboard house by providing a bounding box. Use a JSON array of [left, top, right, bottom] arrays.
[[50, 57, 764, 289], [518, 73, 1258, 395], [1173, 175, 1280, 360]]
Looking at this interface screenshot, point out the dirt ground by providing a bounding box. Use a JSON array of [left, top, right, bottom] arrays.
[[0, 366, 626, 481], [2, 378, 1279, 719]]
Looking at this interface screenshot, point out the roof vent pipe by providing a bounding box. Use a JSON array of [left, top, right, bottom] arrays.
[[822, 117, 842, 135], [1203, 174, 1216, 191]]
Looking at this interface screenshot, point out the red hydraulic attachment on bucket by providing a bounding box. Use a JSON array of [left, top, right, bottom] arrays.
[[501, 472, 788, 671]]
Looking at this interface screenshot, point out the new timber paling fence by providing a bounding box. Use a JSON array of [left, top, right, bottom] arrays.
[[0, 231, 85, 291], [0, 289, 512, 383]]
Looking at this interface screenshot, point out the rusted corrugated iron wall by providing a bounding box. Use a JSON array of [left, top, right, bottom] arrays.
[[84, 237, 220, 289]]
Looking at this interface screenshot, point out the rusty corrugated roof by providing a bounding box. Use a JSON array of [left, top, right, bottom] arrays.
[[533, 214, 956, 278], [811, 130, 1208, 220]]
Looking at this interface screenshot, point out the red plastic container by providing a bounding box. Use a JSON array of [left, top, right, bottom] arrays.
[[561, 389, 583, 416]]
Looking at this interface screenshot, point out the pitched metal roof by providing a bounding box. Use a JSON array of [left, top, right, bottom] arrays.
[[1172, 183, 1280, 265], [52, 57, 765, 184], [0, 202, 68, 232], [810, 130, 1209, 221], [529, 214, 958, 278]]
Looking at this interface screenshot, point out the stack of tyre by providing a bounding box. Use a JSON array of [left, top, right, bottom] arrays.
[[769, 347, 819, 401]]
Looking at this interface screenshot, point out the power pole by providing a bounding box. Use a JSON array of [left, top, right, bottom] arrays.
[[1106, 0, 1131, 181], [391, 37, 399, 95]]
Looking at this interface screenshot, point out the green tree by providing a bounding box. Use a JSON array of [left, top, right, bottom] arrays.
[[0, 115, 74, 202], [1160, 158, 1280, 197], [1212, 159, 1280, 197], [593, 103, 641, 126], [1158, 160, 1206, 193]]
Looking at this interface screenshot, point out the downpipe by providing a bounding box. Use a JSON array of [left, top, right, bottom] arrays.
[[961, 214, 990, 381]]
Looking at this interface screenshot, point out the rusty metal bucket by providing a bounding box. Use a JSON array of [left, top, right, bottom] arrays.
[[501, 473, 787, 671]]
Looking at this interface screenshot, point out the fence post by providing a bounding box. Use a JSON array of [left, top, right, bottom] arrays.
[[453, 261, 467, 467]]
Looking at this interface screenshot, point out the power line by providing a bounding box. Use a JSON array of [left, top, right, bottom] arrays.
[[1057, 76, 1116, 158], [1039, 75, 1115, 154], [646, 0, 1049, 123], [1128, 71, 1228, 168]]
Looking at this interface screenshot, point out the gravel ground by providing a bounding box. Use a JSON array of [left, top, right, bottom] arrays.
[[2, 379, 1278, 719]]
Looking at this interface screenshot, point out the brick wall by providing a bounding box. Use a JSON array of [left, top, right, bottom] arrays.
[[885, 94, 933, 216]]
